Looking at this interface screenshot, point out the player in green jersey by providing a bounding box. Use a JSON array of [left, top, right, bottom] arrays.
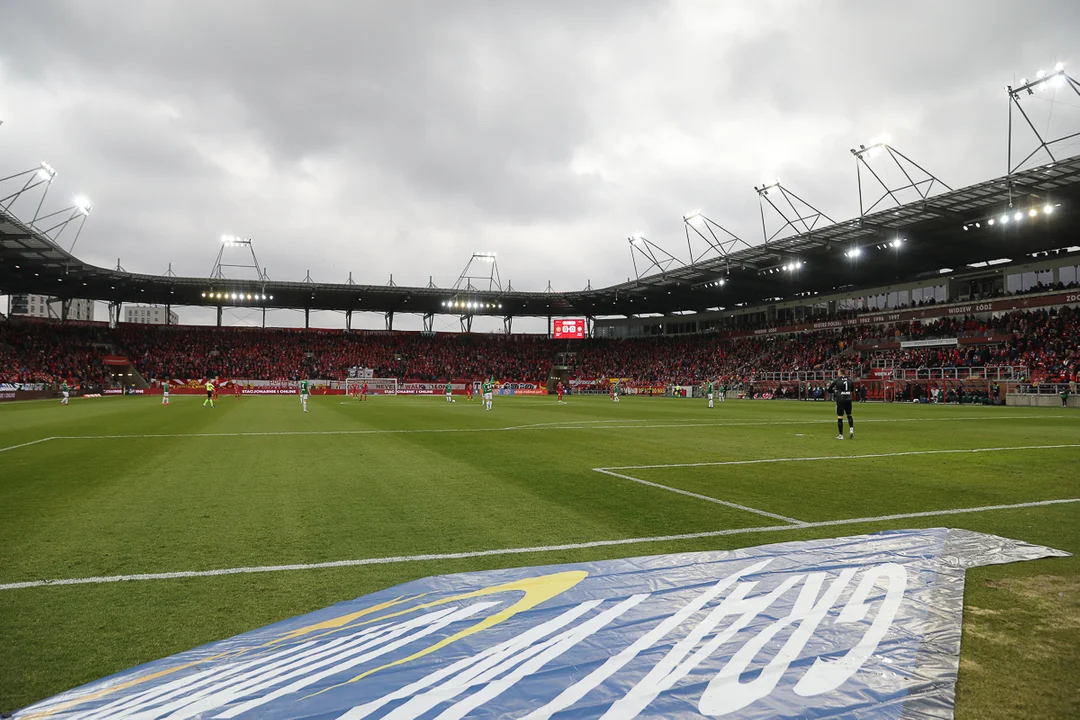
[[60, 381, 70, 406], [718, 381, 726, 403], [706, 380, 715, 409], [299, 379, 310, 413], [482, 378, 494, 410], [445, 382, 454, 402]]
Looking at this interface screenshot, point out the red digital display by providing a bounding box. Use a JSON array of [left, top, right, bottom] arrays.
[[553, 318, 585, 339]]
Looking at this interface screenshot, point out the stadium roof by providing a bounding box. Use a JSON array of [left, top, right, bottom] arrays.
[[3, 155, 1080, 319]]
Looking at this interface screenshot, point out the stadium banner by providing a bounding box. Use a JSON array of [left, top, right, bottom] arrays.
[[19, 528, 1064, 720], [900, 337, 960, 348], [0, 390, 55, 402], [626, 385, 665, 395]]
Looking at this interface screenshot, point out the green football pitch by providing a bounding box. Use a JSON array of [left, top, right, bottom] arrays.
[[1, 394, 1078, 717]]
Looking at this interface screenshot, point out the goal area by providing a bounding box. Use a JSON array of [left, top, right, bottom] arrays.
[[345, 378, 398, 396]]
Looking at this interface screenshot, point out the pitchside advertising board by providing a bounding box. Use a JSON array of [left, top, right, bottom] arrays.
[[17, 529, 1066, 719], [554, 318, 586, 339]]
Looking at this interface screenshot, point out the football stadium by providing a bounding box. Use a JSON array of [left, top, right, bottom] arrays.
[[2, 6, 1080, 720]]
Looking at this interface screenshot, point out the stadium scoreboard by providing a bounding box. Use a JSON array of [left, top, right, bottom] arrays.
[[553, 318, 586, 339]]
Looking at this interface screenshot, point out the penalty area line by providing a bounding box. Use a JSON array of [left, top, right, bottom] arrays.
[[593, 468, 807, 525], [39, 414, 1076, 443], [0, 437, 56, 454], [603, 443, 1080, 470], [2, 497, 1076, 592]]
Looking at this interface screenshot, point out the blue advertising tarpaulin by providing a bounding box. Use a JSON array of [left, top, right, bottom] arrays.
[[15, 528, 1067, 719]]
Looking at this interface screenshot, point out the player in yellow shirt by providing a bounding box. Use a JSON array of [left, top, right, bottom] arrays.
[[203, 379, 216, 408]]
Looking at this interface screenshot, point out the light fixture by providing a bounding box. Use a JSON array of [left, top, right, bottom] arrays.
[[1014, 211, 1022, 221], [1029, 208, 1037, 217], [1001, 213, 1009, 224], [1044, 204, 1054, 214], [74, 196, 93, 215], [988, 218, 995, 226], [1056, 62, 1065, 72], [963, 225, 969, 231]]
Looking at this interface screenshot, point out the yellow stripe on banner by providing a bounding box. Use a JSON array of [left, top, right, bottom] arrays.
[[307, 570, 588, 697]]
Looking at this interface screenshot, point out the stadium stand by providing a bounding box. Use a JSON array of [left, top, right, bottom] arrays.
[[3, 305, 1077, 388]]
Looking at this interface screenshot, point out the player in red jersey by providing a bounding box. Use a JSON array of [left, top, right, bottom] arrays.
[[466, 380, 475, 402], [361, 381, 368, 401], [557, 381, 564, 402], [212, 380, 220, 402], [235, 381, 241, 399]]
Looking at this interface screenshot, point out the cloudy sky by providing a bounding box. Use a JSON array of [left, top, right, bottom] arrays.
[[2, 0, 1078, 330]]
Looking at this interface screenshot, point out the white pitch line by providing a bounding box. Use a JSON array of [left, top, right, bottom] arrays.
[[604, 444, 1080, 470], [501, 419, 649, 431], [0, 437, 55, 453], [593, 468, 806, 525], [40, 414, 1075, 443], [2, 497, 1076, 592]]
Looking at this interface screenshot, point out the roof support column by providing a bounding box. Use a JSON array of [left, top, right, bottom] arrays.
[[109, 301, 122, 329], [346, 308, 353, 332], [305, 307, 310, 329], [216, 305, 222, 327], [423, 312, 434, 333], [503, 316, 513, 335], [385, 311, 394, 331]]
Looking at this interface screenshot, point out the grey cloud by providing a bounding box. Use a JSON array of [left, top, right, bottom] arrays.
[[2, 0, 1079, 312]]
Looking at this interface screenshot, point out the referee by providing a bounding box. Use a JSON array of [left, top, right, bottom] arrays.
[[828, 369, 855, 440]]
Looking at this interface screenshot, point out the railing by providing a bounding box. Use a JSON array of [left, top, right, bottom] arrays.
[[893, 366, 1028, 381], [750, 370, 839, 382], [1011, 382, 1077, 395]]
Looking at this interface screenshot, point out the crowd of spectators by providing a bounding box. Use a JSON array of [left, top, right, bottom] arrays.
[[1, 305, 1076, 388]]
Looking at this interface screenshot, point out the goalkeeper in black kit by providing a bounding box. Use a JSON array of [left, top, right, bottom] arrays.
[[828, 369, 855, 440]]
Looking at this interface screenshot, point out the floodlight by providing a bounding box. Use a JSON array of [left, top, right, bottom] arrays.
[[74, 196, 93, 215], [1037, 70, 1046, 79], [1039, 82, 1048, 92], [269, 295, 274, 300], [1000, 213, 1009, 224], [38, 162, 57, 181], [1056, 62, 1065, 72], [1020, 77, 1028, 85], [1014, 211, 1023, 221], [201, 292, 206, 298], [1029, 208, 1037, 217], [963, 225, 969, 231], [975, 222, 981, 228], [1044, 204, 1053, 214], [988, 218, 995, 226]]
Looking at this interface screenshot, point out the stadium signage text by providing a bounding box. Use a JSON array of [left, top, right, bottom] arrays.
[[19, 529, 1065, 720]]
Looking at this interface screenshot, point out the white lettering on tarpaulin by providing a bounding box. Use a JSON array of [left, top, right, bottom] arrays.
[[14, 530, 1068, 720]]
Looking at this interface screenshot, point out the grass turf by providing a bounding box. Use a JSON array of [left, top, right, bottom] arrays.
[[0, 393, 1078, 717]]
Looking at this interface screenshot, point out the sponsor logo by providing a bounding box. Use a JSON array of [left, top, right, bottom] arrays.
[[17, 529, 1064, 720]]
